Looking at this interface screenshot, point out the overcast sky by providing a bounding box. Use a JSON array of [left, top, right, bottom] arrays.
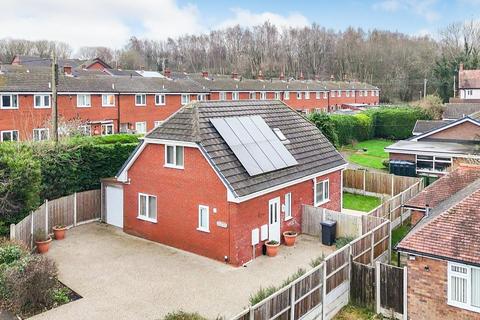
[[1, 0, 479, 50]]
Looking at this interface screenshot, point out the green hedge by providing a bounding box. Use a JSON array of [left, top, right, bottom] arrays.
[[330, 113, 374, 146]]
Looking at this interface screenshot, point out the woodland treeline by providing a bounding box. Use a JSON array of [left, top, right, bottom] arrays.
[[1, 21, 480, 102]]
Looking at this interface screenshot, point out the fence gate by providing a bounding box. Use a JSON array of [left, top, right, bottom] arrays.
[[376, 262, 407, 320], [350, 261, 375, 310]]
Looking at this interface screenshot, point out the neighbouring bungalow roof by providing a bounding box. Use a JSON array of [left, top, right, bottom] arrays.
[[459, 69, 480, 89], [397, 181, 480, 266], [145, 100, 346, 197], [412, 120, 452, 135], [405, 165, 480, 209], [443, 103, 480, 120], [385, 140, 478, 156]]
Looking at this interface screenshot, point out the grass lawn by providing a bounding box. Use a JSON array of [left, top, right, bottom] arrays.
[[390, 222, 413, 266], [333, 304, 383, 320], [342, 139, 394, 170], [343, 192, 381, 212]]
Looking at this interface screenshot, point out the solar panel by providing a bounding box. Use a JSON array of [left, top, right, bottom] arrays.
[[211, 115, 298, 176]]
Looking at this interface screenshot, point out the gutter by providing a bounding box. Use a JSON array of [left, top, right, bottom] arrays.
[[396, 247, 480, 268]]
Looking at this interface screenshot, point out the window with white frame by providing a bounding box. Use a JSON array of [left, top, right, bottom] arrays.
[[1, 94, 18, 109], [331, 91, 336, 98], [346, 91, 350, 97], [296, 92, 302, 100], [448, 262, 480, 313], [101, 123, 114, 135], [371, 90, 375, 96], [315, 91, 321, 99], [364, 90, 368, 96], [198, 205, 209, 232], [232, 92, 239, 100], [33, 128, 49, 141], [314, 179, 330, 206], [275, 91, 281, 100], [138, 193, 157, 222], [284, 193, 292, 220], [135, 121, 147, 134], [155, 94, 166, 106], [181, 94, 190, 105], [376, 91, 379, 96], [1, 130, 18, 142], [219, 92, 227, 101], [77, 94, 91, 107], [284, 91, 290, 100], [165, 145, 184, 168], [337, 90, 341, 97], [154, 121, 163, 128], [260, 92, 266, 100], [34, 94, 50, 108], [359, 91, 363, 97], [351, 90, 355, 97], [135, 94, 146, 106], [249, 91, 256, 100], [102, 94, 115, 107], [79, 125, 91, 136], [416, 155, 452, 174], [305, 91, 310, 99], [323, 92, 328, 99], [197, 94, 206, 101]]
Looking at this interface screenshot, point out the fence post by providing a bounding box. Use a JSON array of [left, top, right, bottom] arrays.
[[249, 306, 254, 320], [363, 170, 366, 195], [322, 263, 327, 320], [45, 199, 49, 236], [391, 175, 395, 197], [30, 212, 34, 249], [375, 261, 381, 314], [290, 284, 295, 320], [10, 224, 15, 240], [73, 192, 78, 227], [403, 266, 408, 320]]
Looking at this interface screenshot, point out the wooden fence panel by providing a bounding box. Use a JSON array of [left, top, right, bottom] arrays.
[[325, 247, 349, 294], [365, 172, 391, 195], [379, 264, 404, 316], [350, 262, 375, 309], [302, 206, 362, 238], [32, 204, 47, 239], [252, 286, 291, 320], [76, 189, 101, 222], [294, 267, 323, 319], [343, 169, 364, 190], [14, 214, 32, 249], [301, 205, 322, 237], [48, 195, 74, 233]]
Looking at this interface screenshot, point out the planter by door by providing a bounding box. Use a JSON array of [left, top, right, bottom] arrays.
[[266, 241, 280, 257], [283, 231, 298, 246]]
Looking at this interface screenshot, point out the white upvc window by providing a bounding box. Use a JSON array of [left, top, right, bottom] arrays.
[[376, 90, 379, 96], [181, 94, 190, 105], [346, 90, 350, 97], [351, 90, 355, 96], [79, 125, 91, 136], [448, 262, 480, 313], [359, 91, 363, 97], [323, 92, 328, 99], [249, 91, 256, 100], [135, 94, 146, 106], [138, 193, 157, 223], [305, 91, 310, 100], [260, 92, 266, 100], [371, 90, 375, 97], [1, 130, 18, 142], [101, 123, 114, 135], [364, 90, 368, 96], [33, 128, 49, 141], [77, 94, 91, 107], [154, 121, 163, 128], [284, 91, 290, 100], [197, 205, 210, 232], [275, 91, 281, 100], [197, 94, 206, 101], [337, 90, 341, 97], [416, 155, 452, 174], [219, 92, 227, 101], [314, 178, 330, 206], [296, 92, 302, 100], [284, 193, 292, 221], [165, 145, 184, 169], [135, 121, 147, 134], [155, 94, 166, 106], [102, 94, 115, 107], [1, 94, 19, 109], [331, 91, 336, 98], [34, 94, 51, 108], [232, 92, 239, 100]]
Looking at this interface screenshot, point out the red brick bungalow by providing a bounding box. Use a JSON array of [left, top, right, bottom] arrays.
[[397, 164, 480, 319], [114, 100, 347, 266]]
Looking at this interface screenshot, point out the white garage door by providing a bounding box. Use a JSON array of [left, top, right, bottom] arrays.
[[106, 186, 123, 228]]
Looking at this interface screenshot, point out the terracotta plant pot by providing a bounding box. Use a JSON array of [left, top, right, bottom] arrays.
[[265, 241, 280, 257], [36, 237, 52, 254], [53, 226, 67, 240], [283, 231, 298, 246]]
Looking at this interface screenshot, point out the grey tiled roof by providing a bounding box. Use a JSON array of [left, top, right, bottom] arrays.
[[147, 100, 346, 197], [13, 55, 84, 68], [444, 103, 480, 119], [412, 120, 452, 134]]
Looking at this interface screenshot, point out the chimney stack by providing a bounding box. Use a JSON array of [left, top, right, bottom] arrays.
[[279, 72, 285, 81], [257, 70, 264, 81], [164, 68, 171, 78], [299, 71, 304, 81], [202, 71, 209, 78], [63, 65, 72, 75], [231, 71, 238, 79]]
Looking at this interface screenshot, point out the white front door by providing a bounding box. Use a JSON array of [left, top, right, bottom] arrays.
[[106, 185, 123, 228], [268, 197, 281, 242]]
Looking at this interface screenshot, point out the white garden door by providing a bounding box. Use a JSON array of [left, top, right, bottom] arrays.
[[268, 197, 281, 242], [106, 185, 123, 228]]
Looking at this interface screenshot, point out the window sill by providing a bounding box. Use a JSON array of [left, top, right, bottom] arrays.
[[164, 164, 184, 170], [155, 104, 166, 107], [34, 106, 51, 109], [197, 227, 210, 233], [1, 107, 19, 110], [135, 105, 147, 107], [101, 105, 116, 108], [77, 106, 91, 108], [137, 216, 157, 223], [314, 199, 330, 207], [284, 216, 293, 222]]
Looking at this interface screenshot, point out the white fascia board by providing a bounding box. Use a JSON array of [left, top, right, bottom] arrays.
[[384, 147, 469, 158], [142, 138, 198, 147], [228, 163, 348, 203]]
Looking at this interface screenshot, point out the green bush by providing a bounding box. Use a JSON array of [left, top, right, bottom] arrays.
[[336, 236, 355, 249], [330, 113, 374, 145], [308, 112, 339, 147], [163, 311, 208, 320]]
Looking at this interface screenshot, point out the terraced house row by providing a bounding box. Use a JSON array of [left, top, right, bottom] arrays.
[[0, 57, 379, 141]]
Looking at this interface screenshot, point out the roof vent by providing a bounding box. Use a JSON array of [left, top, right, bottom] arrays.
[[273, 128, 288, 142]]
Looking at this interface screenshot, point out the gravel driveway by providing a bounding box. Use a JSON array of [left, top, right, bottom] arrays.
[[32, 223, 334, 320]]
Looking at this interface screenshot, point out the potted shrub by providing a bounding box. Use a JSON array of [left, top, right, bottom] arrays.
[[265, 240, 280, 257], [283, 231, 298, 246], [53, 225, 67, 240], [34, 229, 52, 254]]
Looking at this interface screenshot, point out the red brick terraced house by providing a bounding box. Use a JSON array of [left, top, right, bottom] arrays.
[[112, 100, 347, 266], [397, 164, 480, 320]]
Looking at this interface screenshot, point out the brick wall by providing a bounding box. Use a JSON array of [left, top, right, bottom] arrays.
[[407, 256, 478, 320], [389, 153, 416, 162]]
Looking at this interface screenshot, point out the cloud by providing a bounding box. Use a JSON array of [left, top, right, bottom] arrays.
[[0, 0, 204, 50], [217, 8, 309, 30], [373, 0, 440, 22]]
